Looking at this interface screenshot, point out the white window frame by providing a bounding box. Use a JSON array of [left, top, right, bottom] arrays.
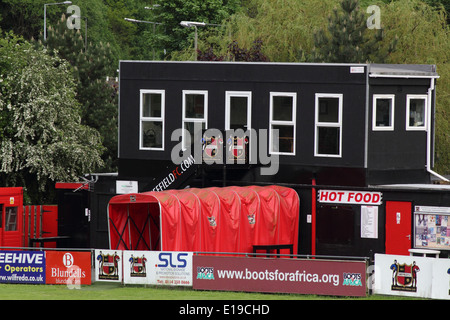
[[225, 91, 252, 162], [314, 93, 343, 158], [182, 90, 208, 150], [139, 89, 165, 151], [406, 94, 427, 131], [225, 91, 252, 131], [372, 94, 395, 131], [269, 92, 297, 155]]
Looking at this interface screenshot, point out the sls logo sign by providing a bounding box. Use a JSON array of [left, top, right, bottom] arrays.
[[155, 252, 192, 286], [157, 253, 188, 268]]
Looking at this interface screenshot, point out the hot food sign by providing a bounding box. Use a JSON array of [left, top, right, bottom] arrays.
[[318, 190, 382, 205]]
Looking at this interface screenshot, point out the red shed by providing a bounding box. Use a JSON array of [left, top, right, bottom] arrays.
[[0, 187, 23, 248], [107, 185, 300, 254]]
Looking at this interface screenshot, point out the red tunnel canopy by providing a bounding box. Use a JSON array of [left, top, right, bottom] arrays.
[[107, 185, 300, 254]]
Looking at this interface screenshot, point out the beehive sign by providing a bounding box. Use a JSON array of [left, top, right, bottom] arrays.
[[318, 190, 382, 205]]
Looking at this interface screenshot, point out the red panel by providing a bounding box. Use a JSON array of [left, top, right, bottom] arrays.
[[55, 182, 88, 190], [386, 201, 412, 255], [190, 188, 221, 253], [250, 186, 278, 246], [235, 187, 258, 253], [0, 188, 24, 248], [269, 185, 300, 255], [212, 187, 241, 253], [157, 192, 182, 251], [128, 203, 152, 251], [166, 190, 201, 251], [42, 205, 58, 248], [108, 203, 131, 250]]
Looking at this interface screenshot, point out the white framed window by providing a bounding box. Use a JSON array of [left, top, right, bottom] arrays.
[[225, 91, 252, 131], [269, 92, 296, 155], [406, 94, 427, 131], [372, 94, 395, 131], [314, 93, 343, 157], [140, 89, 165, 150], [182, 90, 208, 149]]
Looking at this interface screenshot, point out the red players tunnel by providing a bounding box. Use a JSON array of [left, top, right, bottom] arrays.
[[107, 185, 300, 254]]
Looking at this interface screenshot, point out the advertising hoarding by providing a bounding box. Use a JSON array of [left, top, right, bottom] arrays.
[[374, 253, 450, 300], [94, 249, 122, 282], [45, 251, 91, 285], [123, 251, 193, 286], [193, 255, 367, 297], [0, 251, 45, 284]]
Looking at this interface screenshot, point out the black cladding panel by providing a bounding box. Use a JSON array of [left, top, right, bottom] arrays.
[[119, 61, 368, 174]]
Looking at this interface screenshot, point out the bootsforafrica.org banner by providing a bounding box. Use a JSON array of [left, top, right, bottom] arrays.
[[193, 255, 367, 297], [0, 251, 45, 284]]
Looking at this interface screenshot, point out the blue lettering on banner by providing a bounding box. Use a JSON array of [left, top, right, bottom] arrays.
[[158, 253, 188, 268], [0, 251, 45, 284]]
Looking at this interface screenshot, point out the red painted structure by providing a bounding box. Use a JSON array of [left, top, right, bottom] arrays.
[[0, 187, 23, 248], [107, 185, 300, 254]]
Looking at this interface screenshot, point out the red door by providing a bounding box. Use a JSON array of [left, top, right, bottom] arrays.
[[385, 201, 412, 255], [0, 204, 3, 247]]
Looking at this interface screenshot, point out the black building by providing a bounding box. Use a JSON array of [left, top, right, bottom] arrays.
[[59, 61, 450, 259], [118, 61, 440, 187]]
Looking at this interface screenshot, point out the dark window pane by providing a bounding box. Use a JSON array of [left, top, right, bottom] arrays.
[[142, 121, 163, 148], [272, 96, 293, 121], [272, 125, 294, 153], [185, 94, 205, 119], [318, 97, 339, 123], [142, 93, 162, 118], [375, 98, 392, 127], [318, 127, 340, 155]]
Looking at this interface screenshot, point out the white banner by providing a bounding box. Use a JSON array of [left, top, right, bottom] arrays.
[[318, 190, 382, 205], [94, 250, 123, 282], [123, 251, 193, 286], [374, 253, 450, 299]]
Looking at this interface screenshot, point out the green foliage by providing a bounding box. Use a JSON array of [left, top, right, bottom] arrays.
[[1, 0, 450, 185], [310, 0, 397, 63], [152, 0, 241, 57], [36, 15, 119, 172], [197, 38, 269, 61], [0, 33, 104, 203], [379, 0, 450, 173], [191, 0, 338, 62]]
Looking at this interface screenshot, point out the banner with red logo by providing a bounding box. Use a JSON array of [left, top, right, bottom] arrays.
[[45, 251, 91, 285]]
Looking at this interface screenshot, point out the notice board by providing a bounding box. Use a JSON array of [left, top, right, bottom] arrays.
[[414, 206, 450, 250]]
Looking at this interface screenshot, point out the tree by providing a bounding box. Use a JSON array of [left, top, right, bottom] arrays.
[[197, 38, 269, 61], [152, 0, 241, 57], [380, 0, 450, 173], [36, 15, 119, 172], [310, 0, 397, 63], [0, 32, 104, 203]]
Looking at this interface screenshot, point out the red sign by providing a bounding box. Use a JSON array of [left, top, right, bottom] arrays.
[[318, 190, 382, 205], [46, 251, 91, 285], [193, 255, 366, 297]]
